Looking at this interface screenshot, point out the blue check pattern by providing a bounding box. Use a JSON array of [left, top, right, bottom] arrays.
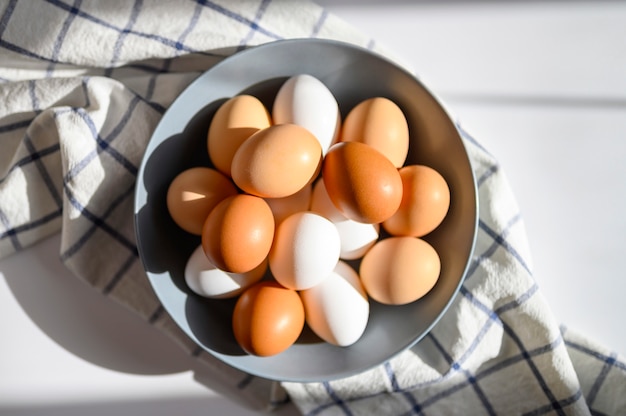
[[1, 1, 624, 414]]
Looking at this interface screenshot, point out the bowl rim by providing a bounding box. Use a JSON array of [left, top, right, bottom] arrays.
[[133, 38, 479, 382]]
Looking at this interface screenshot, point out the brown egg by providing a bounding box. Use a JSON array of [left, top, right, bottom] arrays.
[[383, 165, 450, 237], [264, 182, 312, 226], [232, 281, 305, 356], [166, 167, 238, 235], [322, 142, 402, 224], [360, 236, 441, 305], [201, 194, 274, 273], [341, 97, 409, 168], [207, 95, 272, 177], [231, 124, 322, 198]]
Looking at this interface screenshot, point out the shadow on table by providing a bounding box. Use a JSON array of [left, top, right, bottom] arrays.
[[1, 234, 194, 375], [0, 395, 300, 416]]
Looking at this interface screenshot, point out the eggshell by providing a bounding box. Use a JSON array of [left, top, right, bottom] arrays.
[[300, 261, 369, 347], [264, 182, 312, 226], [273, 74, 341, 155], [360, 237, 441, 305], [341, 97, 409, 168], [232, 281, 305, 356], [166, 167, 238, 235], [207, 95, 272, 177], [383, 165, 450, 237], [269, 211, 340, 290], [310, 180, 379, 260], [231, 124, 322, 198], [201, 194, 274, 273], [184, 245, 266, 299], [322, 142, 403, 224]]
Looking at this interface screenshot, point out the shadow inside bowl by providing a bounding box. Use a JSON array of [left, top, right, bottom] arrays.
[[135, 100, 226, 293]]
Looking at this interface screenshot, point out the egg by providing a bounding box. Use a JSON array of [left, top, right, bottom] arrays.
[[273, 74, 341, 155], [184, 245, 266, 299], [383, 165, 450, 237], [166, 167, 238, 235], [310, 180, 379, 260], [207, 95, 272, 177], [264, 182, 312, 226], [360, 236, 441, 305], [232, 281, 305, 356], [300, 261, 369, 347], [340, 97, 409, 168], [322, 142, 403, 224], [231, 124, 322, 198], [201, 194, 274, 273], [269, 211, 340, 290]]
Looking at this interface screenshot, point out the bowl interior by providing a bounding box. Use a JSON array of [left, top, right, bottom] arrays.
[[134, 39, 477, 382]]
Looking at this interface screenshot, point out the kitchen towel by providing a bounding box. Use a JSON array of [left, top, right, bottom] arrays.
[[1, 1, 625, 415]]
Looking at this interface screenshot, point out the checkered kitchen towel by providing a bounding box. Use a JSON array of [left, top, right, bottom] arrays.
[[1, 1, 625, 415]]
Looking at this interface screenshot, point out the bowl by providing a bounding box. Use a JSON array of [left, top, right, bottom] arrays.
[[134, 39, 478, 382]]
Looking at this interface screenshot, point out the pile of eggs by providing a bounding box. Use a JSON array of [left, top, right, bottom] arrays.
[[166, 74, 450, 357]]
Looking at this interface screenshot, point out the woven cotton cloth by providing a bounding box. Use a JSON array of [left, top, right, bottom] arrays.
[[1, 1, 625, 415]]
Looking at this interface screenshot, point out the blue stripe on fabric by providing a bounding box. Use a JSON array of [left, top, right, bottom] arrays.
[[310, 8, 328, 38], [168, 0, 203, 56], [457, 123, 494, 159], [0, 208, 22, 250], [0, 0, 18, 38], [45, 0, 200, 53], [495, 282, 539, 315], [521, 389, 583, 416], [477, 163, 499, 187], [479, 218, 532, 275], [0, 119, 31, 134], [0, 39, 60, 63], [60, 182, 135, 261], [196, 0, 282, 41], [237, 374, 254, 389], [148, 304, 164, 324], [321, 381, 353, 416], [461, 287, 565, 415], [564, 339, 626, 372], [466, 213, 523, 280], [46, 0, 83, 76], [404, 335, 563, 414], [427, 333, 496, 416], [384, 362, 423, 413], [308, 337, 564, 415], [238, 0, 271, 49], [0, 143, 60, 185], [0, 208, 62, 242], [586, 351, 616, 407], [105, 0, 143, 77], [63, 99, 140, 183], [384, 361, 400, 391], [22, 135, 63, 208], [28, 80, 40, 111], [63, 185, 137, 255], [477, 336, 563, 382], [103, 252, 137, 294]]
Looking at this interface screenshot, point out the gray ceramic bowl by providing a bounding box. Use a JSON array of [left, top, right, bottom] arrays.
[[134, 39, 478, 382]]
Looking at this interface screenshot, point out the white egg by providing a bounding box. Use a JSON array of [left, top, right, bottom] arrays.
[[334, 220, 379, 260], [264, 183, 312, 226], [269, 211, 340, 290], [300, 261, 369, 347], [184, 245, 266, 299], [310, 180, 379, 260], [272, 74, 340, 155]]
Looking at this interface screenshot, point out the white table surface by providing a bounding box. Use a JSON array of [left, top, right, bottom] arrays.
[[2, 2, 625, 415]]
